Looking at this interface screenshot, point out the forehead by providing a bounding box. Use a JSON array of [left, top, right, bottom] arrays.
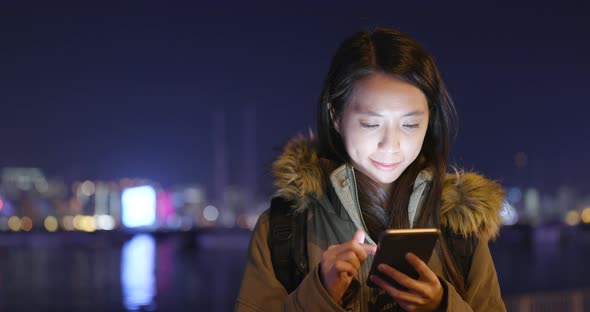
[[348, 74, 428, 112]]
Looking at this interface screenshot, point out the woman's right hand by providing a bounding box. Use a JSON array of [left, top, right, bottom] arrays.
[[320, 230, 377, 303]]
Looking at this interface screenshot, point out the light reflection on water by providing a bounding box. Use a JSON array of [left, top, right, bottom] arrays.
[[0, 226, 587, 311], [121, 234, 156, 311]]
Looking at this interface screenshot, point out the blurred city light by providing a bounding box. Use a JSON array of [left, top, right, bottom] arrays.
[[564, 210, 580, 226], [80, 216, 96, 232], [8, 216, 21, 232], [156, 190, 174, 225], [121, 234, 156, 311], [44, 216, 59, 232], [94, 183, 109, 215], [35, 179, 49, 194], [184, 187, 203, 204], [1, 165, 586, 232], [524, 188, 540, 224], [61, 216, 74, 231], [80, 180, 96, 197], [500, 201, 519, 225], [506, 187, 523, 204], [122, 186, 156, 229], [73, 215, 83, 230], [95, 214, 115, 230], [203, 205, 219, 222], [20, 216, 33, 231]]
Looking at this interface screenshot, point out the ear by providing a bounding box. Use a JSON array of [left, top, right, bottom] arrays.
[[328, 102, 340, 134]]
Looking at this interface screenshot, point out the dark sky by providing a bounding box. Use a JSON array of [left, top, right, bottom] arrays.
[[1, 1, 589, 196]]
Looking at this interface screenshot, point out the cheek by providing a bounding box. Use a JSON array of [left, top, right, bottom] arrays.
[[400, 133, 424, 160], [342, 129, 374, 160], [408, 133, 427, 159], [340, 118, 359, 155], [343, 131, 363, 158]]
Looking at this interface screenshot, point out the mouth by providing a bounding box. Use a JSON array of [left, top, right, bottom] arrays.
[[370, 159, 401, 171]]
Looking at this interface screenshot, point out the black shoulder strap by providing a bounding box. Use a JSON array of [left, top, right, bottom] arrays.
[[443, 227, 478, 283], [269, 197, 309, 294]]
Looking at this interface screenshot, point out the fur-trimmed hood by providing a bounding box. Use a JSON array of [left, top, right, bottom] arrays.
[[272, 134, 505, 240]]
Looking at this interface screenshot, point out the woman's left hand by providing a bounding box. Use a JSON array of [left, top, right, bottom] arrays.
[[369, 252, 443, 312]]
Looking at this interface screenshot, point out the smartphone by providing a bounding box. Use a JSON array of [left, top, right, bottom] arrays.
[[366, 228, 440, 289]]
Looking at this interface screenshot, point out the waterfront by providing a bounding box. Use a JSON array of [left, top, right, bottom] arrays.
[[0, 225, 589, 311]]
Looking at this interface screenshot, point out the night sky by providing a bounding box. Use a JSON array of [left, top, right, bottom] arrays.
[[1, 2, 589, 196]]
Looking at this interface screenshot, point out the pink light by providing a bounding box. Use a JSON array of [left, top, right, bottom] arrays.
[[157, 190, 174, 222], [0, 199, 3, 211]]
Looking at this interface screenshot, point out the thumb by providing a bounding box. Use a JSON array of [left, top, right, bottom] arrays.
[[352, 229, 365, 244]]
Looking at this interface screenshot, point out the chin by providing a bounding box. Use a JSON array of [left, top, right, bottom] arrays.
[[368, 173, 400, 185]]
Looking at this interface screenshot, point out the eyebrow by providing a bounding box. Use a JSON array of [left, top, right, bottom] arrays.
[[355, 110, 426, 117]]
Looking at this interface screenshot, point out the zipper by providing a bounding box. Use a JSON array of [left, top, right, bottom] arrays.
[[350, 165, 371, 311], [350, 166, 371, 239]]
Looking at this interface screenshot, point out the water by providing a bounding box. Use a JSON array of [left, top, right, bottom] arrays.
[[0, 225, 588, 311]]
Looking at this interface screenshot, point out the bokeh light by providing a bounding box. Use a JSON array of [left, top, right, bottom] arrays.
[[565, 210, 580, 226], [21, 216, 33, 231], [62, 216, 74, 231], [203, 205, 219, 222], [44, 216, 59, 232], [80, 216, 96, 232], [8, 216, 21, 232], [95, 215, 115, 230], [80, 180, 96, 197]]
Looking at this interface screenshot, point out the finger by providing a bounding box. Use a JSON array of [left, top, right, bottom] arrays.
[[405, 252, 438, 281], [370, 275, 426, 305], [391, 289, 428, 305], [352, 229, 365, 244], [377, 264, 424, 294], [322, 246, 344, 268], [323, 243, 348, 262], [332, 250, 361, 271], [335, 260, 358, 277], [340, 240, 370, 263], [362, 243, 377, 255], [397, 301, 417, 312]]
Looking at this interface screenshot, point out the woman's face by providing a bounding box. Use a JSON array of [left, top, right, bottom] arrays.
[[334, 74, 429, 190]]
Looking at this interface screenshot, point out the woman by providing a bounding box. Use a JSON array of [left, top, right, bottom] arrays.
[[236, 28, 506, 311]]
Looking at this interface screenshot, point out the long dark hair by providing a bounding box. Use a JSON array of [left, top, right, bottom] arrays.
[[316, 28, 466, 296]]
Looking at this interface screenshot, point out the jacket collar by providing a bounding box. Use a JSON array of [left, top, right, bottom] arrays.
[[272, 133, 505, 240], [328, 164, 433, 245]]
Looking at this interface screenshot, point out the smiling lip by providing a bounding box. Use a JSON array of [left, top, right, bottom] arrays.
[[371, 159, 401, 171]]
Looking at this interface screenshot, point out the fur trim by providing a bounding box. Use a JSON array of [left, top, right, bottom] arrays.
[[441, 170, 505, 240], [272, 136, 505, 239], [272, 133, 324, 213]]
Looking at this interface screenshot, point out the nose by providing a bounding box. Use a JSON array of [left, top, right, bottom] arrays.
[[378, 128, 400, 153]]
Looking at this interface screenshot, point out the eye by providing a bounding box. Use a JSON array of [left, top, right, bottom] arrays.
[[360, 122, 378, 129], [403, 124, 420, 129]]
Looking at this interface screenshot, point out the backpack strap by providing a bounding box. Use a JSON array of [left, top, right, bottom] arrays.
[[269, 197, 309, 293], [443, 227, 478, 284], [268, 197, 476, 292]]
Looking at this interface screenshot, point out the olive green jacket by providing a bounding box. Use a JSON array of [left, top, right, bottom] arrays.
[[236, 135, 506, 311]]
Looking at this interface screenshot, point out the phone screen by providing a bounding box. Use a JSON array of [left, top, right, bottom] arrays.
[[366, 228, 440, 289]]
